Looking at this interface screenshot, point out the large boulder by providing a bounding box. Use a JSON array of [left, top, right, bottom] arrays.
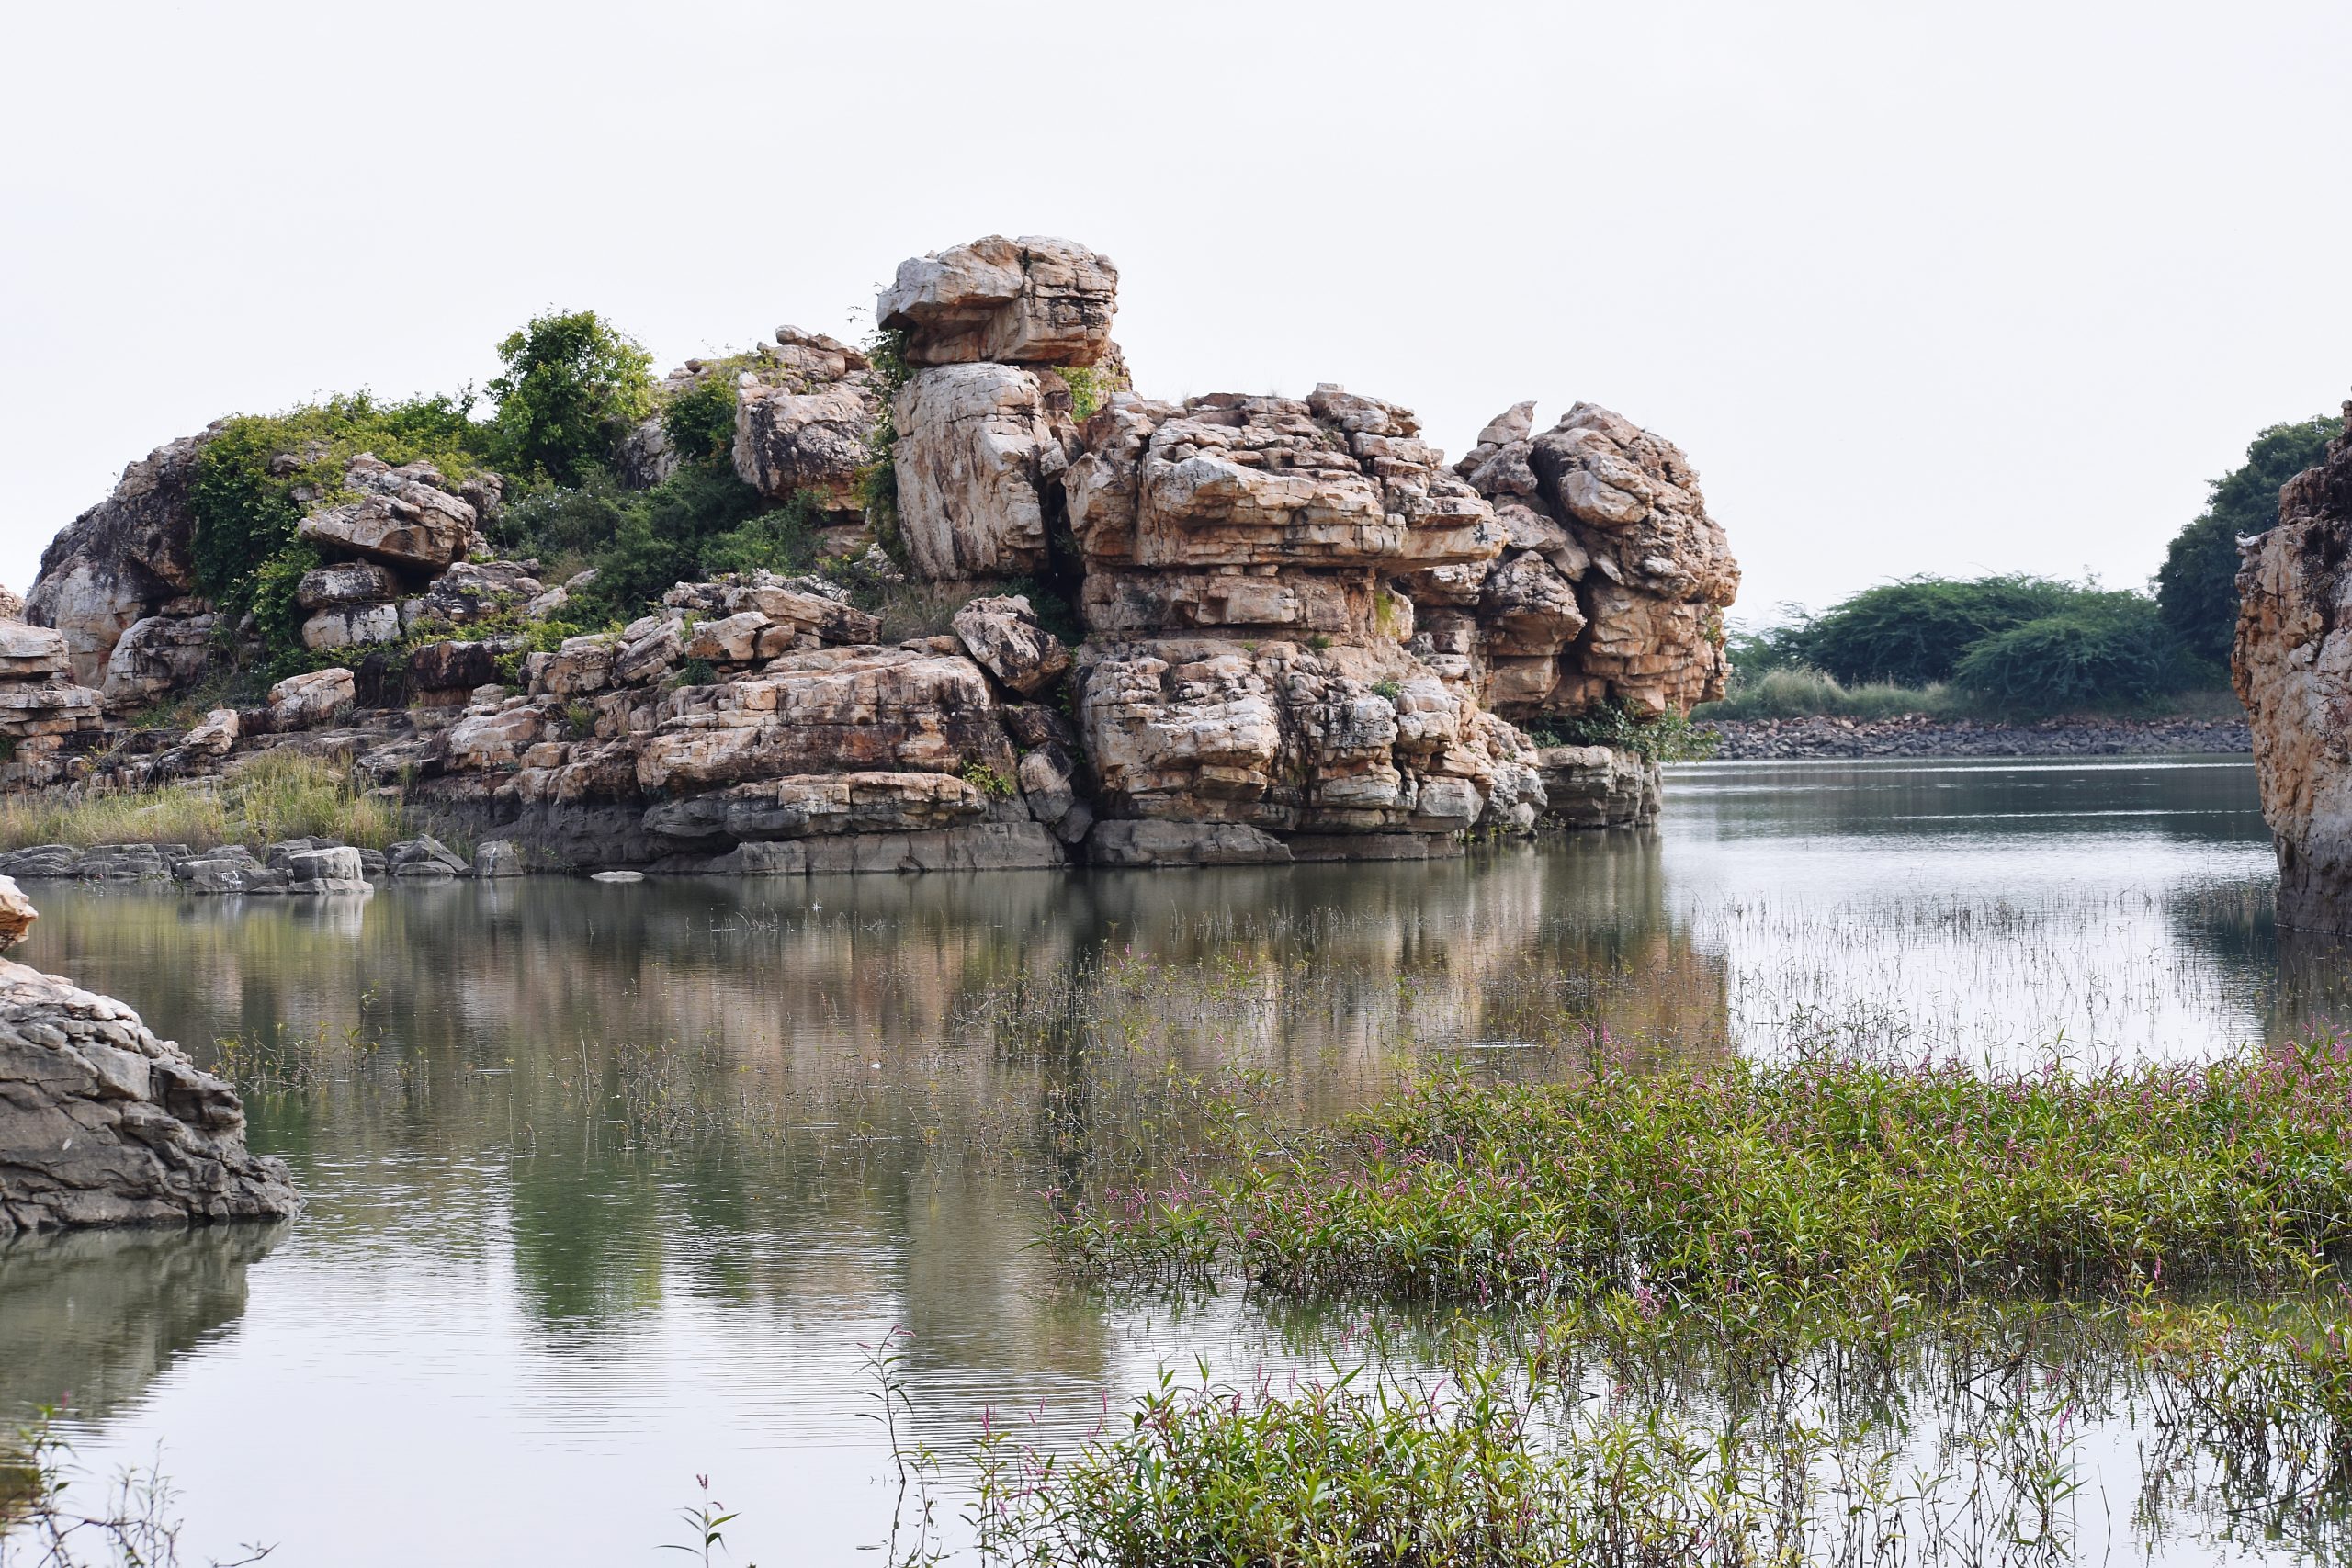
[[101, 613, 218, 703], [0, 877, 299, 1235], [2236, 405, 2352, 932], [734, 379, 878, 511], [1435, 401, 1740, 719], [879, 235, 1118, 367], [265, 667, 355, 731], [952, 594, 1071, 694], [27, 427, 216, 685], [296, 456, 479, 571], [891, 363, 1066, 580]]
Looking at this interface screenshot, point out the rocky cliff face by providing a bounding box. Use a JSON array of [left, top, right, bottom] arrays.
[[16, 233, 1736, 872], [0, 877, 298, 1234], [2235, 404, 2352, 931]]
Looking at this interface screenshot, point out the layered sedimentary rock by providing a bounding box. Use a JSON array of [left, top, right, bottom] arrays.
[[17, 231, 1735, 872], [0, 877, 300, 1234], [1434, 401, 1739, 718], [1058, 384, 1545, 860], [2235, 406, 2352, 932], [879, 235, 1118, 367], [0, 620, 106, 789]]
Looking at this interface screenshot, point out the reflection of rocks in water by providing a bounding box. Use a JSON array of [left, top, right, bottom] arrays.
[[9, 851, 1723, 1344], [0, 1223, 282, 1423]]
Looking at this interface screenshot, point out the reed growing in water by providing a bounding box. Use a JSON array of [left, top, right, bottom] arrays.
[[0, 752, 403, 854]]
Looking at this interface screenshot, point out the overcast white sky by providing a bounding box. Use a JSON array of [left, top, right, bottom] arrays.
[[6, 1, 2349, 623]]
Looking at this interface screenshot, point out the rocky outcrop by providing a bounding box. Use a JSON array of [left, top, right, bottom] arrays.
[[15, 233, 1737, 874], [879, 235, 1118, 367], [1433, 401, 1739, 719], [26, 428, 216, 685], [732, 328, 881, 514], [296, 455, 480, 571], [2236, 406, 2352, 932], [0, 878, 300, 1234], [1057, 383, 1540, 861], [0, 621, 106, 789]]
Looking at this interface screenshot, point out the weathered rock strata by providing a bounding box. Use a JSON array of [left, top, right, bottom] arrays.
[[0, 878, 299, 1234], [2237, 405, 2352, 931], [15, 233, 1739, 872]]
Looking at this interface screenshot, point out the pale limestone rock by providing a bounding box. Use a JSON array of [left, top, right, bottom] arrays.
[[407, 560, 542, 627], [662, 572, 880, 646], [0, 878, 34, 950], [473, 840, 525, 877], [879, 235, 1117, 367], [952, 595, 1071, 695], [525, 634, 619, 697], [301, 604, 401, 651], [1086, 820, 1291, 867], [296, 560, 399, 610], [266, 668, 354, 731], [0, 624, 69, 680], [1436, 400, 1740, 719], [27, 427, 215, 685], [892, 364, 1063, 581], [634, 646, 1008, 792], [296, 456, 478, 570], [641, 772, 988, 842], [733, 379, 877, 511], [182, 708, 239, 757], [101, 614, 216, 703]]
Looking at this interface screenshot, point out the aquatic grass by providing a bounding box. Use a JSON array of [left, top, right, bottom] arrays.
[[0, 752, 405, 853], [1058, 1040, 2352, 1306]]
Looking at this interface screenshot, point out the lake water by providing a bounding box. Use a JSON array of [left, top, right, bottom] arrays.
[[5, 755, 2336, 1565]]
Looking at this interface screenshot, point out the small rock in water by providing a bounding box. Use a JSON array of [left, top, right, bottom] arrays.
[[590, 870, 644, 883]]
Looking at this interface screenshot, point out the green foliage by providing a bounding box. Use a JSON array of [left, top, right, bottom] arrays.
[[190, 395, 484, 607], [1372, 678, 1403, 701], [1781, 574, 2085, 687], [658, 370, 741, 465], [1059, 1038, 2352, 1305], [1531, 700, 1717, 761], [248, 543, 323, 677], [485, 310, 654, 486], [1951, 592, 2180, 712], [962, 761, 1016, 798], [1058, 364, 1111, 422], [1697, 665, 1966, 721], [857, 327, 913, 570], [2157, 413, 2342, 669], [495, 468, 816, 623]]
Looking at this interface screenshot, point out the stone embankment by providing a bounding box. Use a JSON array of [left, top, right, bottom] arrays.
[[0, 876, 298, 1234], [10, 234, 1746, 872], [1704, 714, 2252, 761]]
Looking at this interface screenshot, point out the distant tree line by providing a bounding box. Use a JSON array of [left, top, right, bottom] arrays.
[[1720, 409, 2342, 717]]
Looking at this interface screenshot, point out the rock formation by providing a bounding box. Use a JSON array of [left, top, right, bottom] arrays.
[[14, 232, 1740, 874], [0, 620, 106, 789], [0, 876, 300, 1233], [1430, 402, 1739, 719], [26, 428, 216, 686], [2236, 405, 2352, 932]]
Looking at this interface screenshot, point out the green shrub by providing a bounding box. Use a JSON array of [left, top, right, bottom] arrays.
[[2157, 413, 2342, 670], [1529, 701, 1717, 761], [485, 310, 654, 486], [1781, 574, 2083, 686], [1951, 594, 2181, 712], [658, 371, 740, 465], [1697, 666, 1966, 722]]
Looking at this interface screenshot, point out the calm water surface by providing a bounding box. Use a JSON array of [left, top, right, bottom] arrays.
[[5, 755, 2338, 1564]]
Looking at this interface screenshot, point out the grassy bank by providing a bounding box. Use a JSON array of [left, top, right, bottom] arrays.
[[1057, 1044, 2352, 1306], [0, 752, 404, 854], [1694, 666, 2245, 724]]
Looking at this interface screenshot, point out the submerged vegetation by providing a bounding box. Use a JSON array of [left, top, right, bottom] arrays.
[[0, 752, 402, 854], [1057, 1044, 2352, 1306]]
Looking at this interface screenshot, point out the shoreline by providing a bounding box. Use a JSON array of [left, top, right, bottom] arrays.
[[1699, 713, 2251, 761]]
